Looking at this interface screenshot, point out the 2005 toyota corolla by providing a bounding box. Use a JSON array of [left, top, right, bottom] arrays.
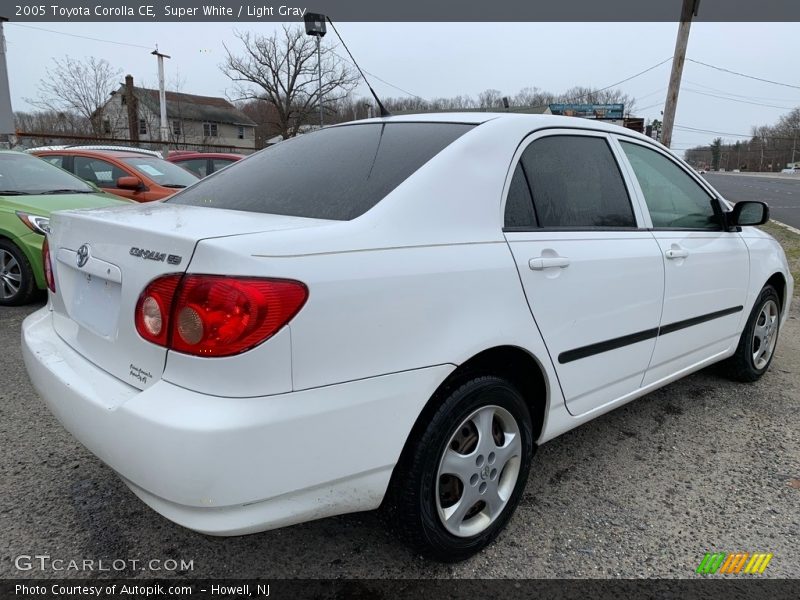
[[22, 114, 793, 561]]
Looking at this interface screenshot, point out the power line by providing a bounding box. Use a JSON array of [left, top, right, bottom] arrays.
[[682, 79, 799, 102], [637, 101, 665, 112], [6, 23, 153, 50], [329, 50, 425, 101], [508, 56, 673, 113], [675, 124, 798, 142], [682, 88, 794, 110], [686, 58, 800, 91], [635, 87, 667, 101]]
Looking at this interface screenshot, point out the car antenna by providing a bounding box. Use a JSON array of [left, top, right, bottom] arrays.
[[326, 16, 391, 118]]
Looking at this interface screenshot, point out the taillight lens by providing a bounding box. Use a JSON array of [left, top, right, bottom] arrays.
[[135, 274, 181, 347], [42, 238, 55, 293], [135, 274, 308, 357]]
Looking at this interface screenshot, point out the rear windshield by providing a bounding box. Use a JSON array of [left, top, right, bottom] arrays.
[[168, 122, 475, 220]]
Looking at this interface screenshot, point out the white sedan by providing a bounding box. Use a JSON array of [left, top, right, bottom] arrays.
[[22, 113, 792, 561]]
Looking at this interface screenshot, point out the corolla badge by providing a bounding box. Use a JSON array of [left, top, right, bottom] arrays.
[[76, 244, 90, 268]]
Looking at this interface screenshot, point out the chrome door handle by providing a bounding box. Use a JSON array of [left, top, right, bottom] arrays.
[[529, 256, 570, 270], [665, 248, 689, 259]]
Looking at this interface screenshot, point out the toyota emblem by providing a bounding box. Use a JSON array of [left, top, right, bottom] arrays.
[[76, 244, 90, 268]]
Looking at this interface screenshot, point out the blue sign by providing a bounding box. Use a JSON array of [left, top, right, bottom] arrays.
[[549, 103, 625, 119]]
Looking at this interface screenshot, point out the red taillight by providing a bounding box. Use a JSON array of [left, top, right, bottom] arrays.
[[135, 274, 181, 347], [42, 238, 55, 293], [135, 274, 308, 357]]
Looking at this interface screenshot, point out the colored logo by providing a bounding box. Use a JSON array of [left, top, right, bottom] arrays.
[[696, 552, 773, 575]]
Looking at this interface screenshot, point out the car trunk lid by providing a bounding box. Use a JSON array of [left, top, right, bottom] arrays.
[[47, 203, 329, 390]]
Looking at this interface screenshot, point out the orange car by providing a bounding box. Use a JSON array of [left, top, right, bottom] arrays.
[[31, 147, 199, 202]]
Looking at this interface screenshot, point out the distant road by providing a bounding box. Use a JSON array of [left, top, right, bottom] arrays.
[[705, 173, 800, 229]]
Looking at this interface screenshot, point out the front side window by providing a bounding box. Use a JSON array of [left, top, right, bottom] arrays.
[[121, 157, 199, 188], [520, 136, 635, 228], [620, 141, 719, 229], [74, 156, 127, 186]]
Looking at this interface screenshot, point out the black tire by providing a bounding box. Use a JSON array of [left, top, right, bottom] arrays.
[[383, 375, 535, 562], [0, 239, 37, 306], [724, 285, 782, 382]]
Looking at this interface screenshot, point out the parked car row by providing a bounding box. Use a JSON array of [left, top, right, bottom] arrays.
[[1, 146, 246, 305]]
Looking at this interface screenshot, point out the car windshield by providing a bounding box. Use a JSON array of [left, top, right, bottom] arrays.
[[168, 122, 475, 220], [121, 156, 199, 188], [0, 152, 94, 195]]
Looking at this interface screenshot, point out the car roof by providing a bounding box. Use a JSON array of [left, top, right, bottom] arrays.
[[339, 112, 661, 146], [169, 152, 243, 160], [32, 148, 165, 160]]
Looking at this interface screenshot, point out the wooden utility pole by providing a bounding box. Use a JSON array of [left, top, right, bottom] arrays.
[[661, 0, 700, 149]]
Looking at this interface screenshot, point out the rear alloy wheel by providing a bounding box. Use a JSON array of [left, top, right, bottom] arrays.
[[384, 376, 534, 561], [724, 285, 781, 382], [0, 240, 36, 306]]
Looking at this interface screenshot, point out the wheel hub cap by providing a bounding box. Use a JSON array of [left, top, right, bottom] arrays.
[[0, 249, 21, 300], [435, 404, 522, 538], [752, 299, 779, 370]]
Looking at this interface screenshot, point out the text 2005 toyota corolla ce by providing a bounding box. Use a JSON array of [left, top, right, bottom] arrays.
[[22, 114, 792, 561]]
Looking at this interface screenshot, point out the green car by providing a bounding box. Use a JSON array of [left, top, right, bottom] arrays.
[[0, 151, 130, 305]]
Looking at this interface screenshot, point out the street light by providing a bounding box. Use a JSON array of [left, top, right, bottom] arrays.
[[304, 13, 326, 129]]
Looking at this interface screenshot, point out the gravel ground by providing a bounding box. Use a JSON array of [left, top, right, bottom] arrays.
[[1, 295, 798, 580]]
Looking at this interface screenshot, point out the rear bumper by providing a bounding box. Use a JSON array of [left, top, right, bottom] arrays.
[[22, 307, 452, 535]]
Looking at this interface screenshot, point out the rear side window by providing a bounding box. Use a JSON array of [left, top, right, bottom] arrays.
[[504, 163, 536, 228], [169, 123, 474, 220], [520, 136, 635, 228]]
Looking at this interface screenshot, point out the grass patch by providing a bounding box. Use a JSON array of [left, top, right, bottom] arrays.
[[758, 221, 800, 294]]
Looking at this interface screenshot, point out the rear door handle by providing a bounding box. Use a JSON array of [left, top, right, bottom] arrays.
[[529, 256, 570, 270], [665, 248, 689, 259]]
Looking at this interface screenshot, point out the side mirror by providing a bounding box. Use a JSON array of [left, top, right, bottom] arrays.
[[116, 176, 143, 190], [730, 201, 769, 227]]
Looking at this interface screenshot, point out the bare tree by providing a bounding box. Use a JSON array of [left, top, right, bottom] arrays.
[[27, 56, 122, 137], [477, 89, 503, 109], [221, 26, 359, 139]]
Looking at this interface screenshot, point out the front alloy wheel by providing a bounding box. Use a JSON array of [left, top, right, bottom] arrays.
[[751, 299, 779, 370], [724, 284, 782, 382], [0, 240, 36, 306]]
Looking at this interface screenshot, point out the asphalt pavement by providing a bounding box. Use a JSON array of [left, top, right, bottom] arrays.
[[705, 173, 800, 229], [1, 299, 798, 579]]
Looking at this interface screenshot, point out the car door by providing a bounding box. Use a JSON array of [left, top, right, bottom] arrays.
[[503, 130, 665, 417], [615, 137, 750, 386]]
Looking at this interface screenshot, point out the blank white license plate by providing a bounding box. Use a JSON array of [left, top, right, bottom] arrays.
[[70, 273, 121, 339]]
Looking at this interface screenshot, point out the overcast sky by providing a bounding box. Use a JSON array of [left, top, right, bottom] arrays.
[[4, 21, 799, 155]]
